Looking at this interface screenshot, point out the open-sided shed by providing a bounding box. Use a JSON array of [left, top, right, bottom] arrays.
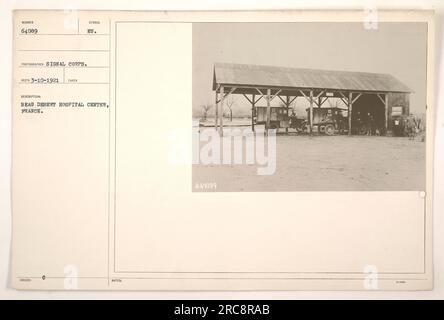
[[212, 62, 411, 135]]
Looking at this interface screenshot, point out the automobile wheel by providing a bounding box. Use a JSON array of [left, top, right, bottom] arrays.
[[324, 124, 335, 136]]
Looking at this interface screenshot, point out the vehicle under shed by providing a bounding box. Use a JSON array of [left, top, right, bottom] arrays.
[[212, 62, 412, 136]]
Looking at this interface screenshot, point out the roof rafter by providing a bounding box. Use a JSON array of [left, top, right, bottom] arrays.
[[213, 62, 411, 93]]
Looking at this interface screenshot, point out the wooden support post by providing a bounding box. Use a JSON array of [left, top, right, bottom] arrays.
[[348, 92, 353, 136], [251, 94, 256, 132], [215, 90, 219, 131], [286, 95, 290, 133], [384, 93, 389, 135], [309, 90, 314, 134], [219, 86, 224, 136], [266, 88, 271, 131]]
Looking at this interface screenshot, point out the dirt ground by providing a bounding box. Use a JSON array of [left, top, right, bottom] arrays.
[[192, 130, 426, 192]]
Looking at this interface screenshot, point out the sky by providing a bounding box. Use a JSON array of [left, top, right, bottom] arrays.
[[192, 22, 427, 117]]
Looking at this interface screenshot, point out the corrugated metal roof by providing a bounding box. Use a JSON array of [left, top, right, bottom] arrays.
[[213, 63, 411, 93]]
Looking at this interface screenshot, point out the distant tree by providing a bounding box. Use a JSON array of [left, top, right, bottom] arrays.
[[225, 96, 235, 122], [201, 103, 212, 121]]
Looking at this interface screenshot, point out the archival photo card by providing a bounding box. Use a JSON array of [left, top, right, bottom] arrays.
[[192, 22, 427, 192], [10, 10, 434, 291]]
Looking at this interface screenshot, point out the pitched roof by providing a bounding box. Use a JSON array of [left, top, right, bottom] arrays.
[[213, 63, 411, 93]]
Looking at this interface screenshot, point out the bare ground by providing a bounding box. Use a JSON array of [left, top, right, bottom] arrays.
[[192, 132, 426, 192]]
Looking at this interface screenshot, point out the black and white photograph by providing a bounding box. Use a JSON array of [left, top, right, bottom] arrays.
[[192, 22, 427, 192], [2, 6, 440, 297]]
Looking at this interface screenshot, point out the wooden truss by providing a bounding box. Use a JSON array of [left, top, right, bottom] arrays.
[[214, 85, 389, 136]]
